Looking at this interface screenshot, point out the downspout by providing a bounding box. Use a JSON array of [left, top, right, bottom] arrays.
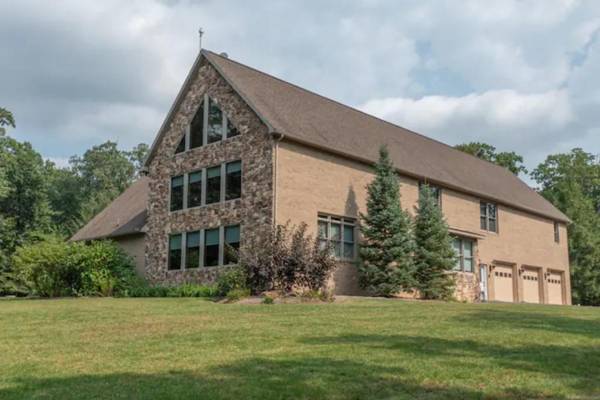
[[271, 131, 285, 227]]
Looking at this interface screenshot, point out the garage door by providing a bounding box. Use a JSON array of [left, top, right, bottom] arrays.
[[493, 265, 514, 302], [547, 271, 564, 305], [521, 268, 541, 304]]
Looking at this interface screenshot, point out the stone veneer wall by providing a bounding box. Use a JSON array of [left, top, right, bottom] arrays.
[[453, 272, 480, 302], [145, 59, 273, 285]]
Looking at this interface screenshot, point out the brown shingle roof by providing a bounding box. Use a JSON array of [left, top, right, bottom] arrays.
[[200, 50, 568, 223], [70, 177, 149, 241]]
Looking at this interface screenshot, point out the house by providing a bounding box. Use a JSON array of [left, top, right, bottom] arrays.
[[72, 50, 571, 304]]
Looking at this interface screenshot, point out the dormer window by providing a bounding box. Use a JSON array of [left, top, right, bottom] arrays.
[[175, 94, 240, 154]]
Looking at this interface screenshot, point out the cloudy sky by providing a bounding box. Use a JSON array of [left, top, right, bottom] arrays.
[[1, 0, 599, 178]]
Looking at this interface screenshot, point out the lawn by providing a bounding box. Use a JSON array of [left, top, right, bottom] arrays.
[[0, 298, 599, 400]]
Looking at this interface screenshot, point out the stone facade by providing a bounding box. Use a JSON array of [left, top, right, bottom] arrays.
[[145, 59, 273, 285]]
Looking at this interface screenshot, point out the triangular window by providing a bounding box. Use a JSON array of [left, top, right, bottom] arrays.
[[175, 135, 185, 154], [175, 94, 241, 155]]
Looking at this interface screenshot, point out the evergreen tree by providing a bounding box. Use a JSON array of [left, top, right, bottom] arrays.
[[359, 145, 416, 296], [414, 184, 456, 300]]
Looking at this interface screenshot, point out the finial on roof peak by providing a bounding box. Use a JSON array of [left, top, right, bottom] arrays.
[[198, 27, 204, 52]]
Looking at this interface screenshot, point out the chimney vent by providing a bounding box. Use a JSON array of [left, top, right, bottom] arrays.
[[220, 52, 229, 58]]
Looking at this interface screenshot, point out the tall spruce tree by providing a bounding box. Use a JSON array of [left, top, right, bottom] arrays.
[[359, 145, 416, 296], [414, 185, 457, 300]]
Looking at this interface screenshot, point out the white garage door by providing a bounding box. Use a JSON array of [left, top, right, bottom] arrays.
[[521, 268, 541, 304], [493, 265, 515, 302], [547, 272, 564, 305]]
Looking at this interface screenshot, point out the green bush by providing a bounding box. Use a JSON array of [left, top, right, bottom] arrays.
[[123, 281, 217, 298], [225, 288, 251, 302], [262, 295, 274, 305], [216, 267, 247, 296], [12, 237, 136, 297]]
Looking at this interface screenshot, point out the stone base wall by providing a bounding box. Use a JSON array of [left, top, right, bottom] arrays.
[[453, 272, 480, 302]]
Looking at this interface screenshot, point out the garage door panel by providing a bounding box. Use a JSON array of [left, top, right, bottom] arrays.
[[522, 268, 541, 304], [493, 265, 514, 302], [547, 272, 564, 305]]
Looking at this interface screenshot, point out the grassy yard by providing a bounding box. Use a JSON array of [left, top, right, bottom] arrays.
[[0, 298, 599, 400]]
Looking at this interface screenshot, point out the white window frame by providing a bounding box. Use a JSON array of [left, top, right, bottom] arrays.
[[318, 214, 356, 261], [480, 201, 498, 233], [452, 237, 475, 273]]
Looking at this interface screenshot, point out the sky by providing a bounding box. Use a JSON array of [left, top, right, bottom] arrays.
[[1, 0, 599, 181]]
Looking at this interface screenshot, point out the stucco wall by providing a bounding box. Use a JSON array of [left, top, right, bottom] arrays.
[[145, 60, 273, 285], [114, 234, 146, 277], [275, 140, 571, 303]]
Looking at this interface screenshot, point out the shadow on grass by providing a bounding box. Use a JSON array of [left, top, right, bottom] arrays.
[[300, 333, 600, 397], [0, 357, 558, 400], [455, 308, 600, 339]]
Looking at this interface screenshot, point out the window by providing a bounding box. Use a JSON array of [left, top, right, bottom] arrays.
[[452, 237, 474, 272], [185, 231, 200, 269], [188, 171, 202, 208], [480, 201, 497, 232], [207, 98, 223, 144], [227, 118, 240, 138], [175, 96, 240, 153], [419, 183, 441, 206], [190, 102, 204, 149], [318, 215, 356, 260], [206, 166, 221, 204], [225, 160, 242, 200], [554, 222, 560, 243], [168, 234, 182, 270], [175, 136, 185, 154], [170, 175, 184, 211], [224, 225, 241, 264], [204, 228, 220, 267]]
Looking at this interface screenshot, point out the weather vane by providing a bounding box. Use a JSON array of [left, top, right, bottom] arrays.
[[198, 27, 204, 52]]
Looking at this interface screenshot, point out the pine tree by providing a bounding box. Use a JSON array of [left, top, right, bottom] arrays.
[[414, 184, 456, 300], [359, 145, 416, 296]]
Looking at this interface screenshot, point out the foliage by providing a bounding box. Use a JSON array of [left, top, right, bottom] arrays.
[[216, 267, 247, 297], [0, 107, 15, 136], [237, 222, 336, 295], [12, 237, 136, 297], [262, 295, 274, 304], [414, 185, 456, 300], [359, 145, 416, 297], [225, 288, 251, 302], [532, 148, 600, 305], [455, 141, 528, 175]]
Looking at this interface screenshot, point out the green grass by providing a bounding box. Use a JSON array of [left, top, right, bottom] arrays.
[[0, 298, 599, 399]]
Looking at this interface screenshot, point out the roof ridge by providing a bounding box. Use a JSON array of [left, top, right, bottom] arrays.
[[203, 50, 521, 180]]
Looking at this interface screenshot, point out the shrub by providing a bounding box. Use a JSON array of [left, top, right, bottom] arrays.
[[216, 267, 247, 296], [262, 295, 274, 304], [225, 288, 251, 302], [236, 222, 337, 295], [12, 237, 136, 297]]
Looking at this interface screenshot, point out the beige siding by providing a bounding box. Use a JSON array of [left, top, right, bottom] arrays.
[[114, 234, 146, 277], [275, 140, 571, 304]]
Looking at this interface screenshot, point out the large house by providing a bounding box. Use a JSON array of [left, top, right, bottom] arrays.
[[72, 50, 571, 304]]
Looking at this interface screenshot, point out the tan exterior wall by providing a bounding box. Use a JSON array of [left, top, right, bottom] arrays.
[[114, 234, 146, 277], [275, 140, 571, 304]]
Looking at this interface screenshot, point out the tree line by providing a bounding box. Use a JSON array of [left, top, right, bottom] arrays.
[[0, 108, 148, 294], [1, 107, 599, 305]]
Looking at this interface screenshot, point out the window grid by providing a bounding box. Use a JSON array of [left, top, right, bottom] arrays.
[[554, 222, 560, 243], [318, 214, 356, 261], [452, 237, 474, 273], [168, 224, 241, 270], [480, 201, 498, 232], [169, 160, 241, 212], [175, 94, 241, 154], [418, 182, 442, 207]]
